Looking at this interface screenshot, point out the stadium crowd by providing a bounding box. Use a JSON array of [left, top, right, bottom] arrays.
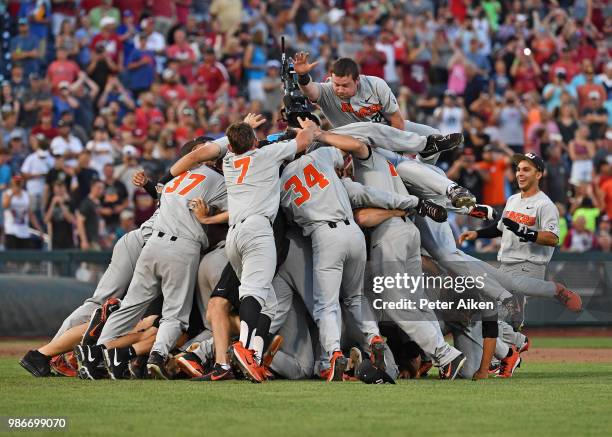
[[0, 0, 610, 253]]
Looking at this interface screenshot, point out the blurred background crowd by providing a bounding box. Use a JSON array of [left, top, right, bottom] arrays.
[[0, 0, 610, 254]]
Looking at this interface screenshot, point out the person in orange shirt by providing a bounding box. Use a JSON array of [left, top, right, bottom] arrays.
[[477, 144, 511, 210]]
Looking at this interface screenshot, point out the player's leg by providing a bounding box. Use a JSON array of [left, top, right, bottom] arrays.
[[52, 230, 144, 339], [403, 120, 441, 137], [196, 244, 228, 331], [449, 321, 484, 379]]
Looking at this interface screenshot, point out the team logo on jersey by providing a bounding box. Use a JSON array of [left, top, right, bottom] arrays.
[[504, 211, 536, 226], [340, 102, 384, 119]]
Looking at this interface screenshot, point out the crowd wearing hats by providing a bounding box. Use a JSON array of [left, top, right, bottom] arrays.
[[0, 0, 610, 253]]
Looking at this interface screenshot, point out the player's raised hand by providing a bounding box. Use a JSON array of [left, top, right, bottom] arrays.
[[132, 170, 148, 187], [291, 52, 319, 75], [243, 113, 266, 129], [458, 230, 478, 245]]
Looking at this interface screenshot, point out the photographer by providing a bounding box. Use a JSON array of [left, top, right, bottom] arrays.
[[44, 180, 76, 249]]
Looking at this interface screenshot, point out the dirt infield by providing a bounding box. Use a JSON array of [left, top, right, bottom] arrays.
[[523, 326, 612, 337], [523, 348, 612, 363]]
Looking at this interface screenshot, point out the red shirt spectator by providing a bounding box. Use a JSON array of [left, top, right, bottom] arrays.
[[477, 148, 509, 207], [356, 38, 386, 79], [46, 47, 80, 92], [134, 92, 164, 131], [167, 29, 196, 83], [196, 49, 229, 97], [90, 18, 124, 65], [549, 49, 581, 82], [601, 178, 612, 218]]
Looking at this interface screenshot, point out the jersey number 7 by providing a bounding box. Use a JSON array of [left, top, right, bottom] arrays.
[[165, 171, 207, 196], [283, 163, 329, 206]]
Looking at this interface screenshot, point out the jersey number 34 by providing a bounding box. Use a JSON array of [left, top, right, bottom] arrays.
[[283, 164, 329, 206]]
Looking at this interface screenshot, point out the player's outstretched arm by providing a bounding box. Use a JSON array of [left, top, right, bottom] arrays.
[[354, 207, 406, 228], [294, 117, 317, 153], [170, 142, 223, 177], [292, 51, 321, 102], [315, 130, 369, 159]]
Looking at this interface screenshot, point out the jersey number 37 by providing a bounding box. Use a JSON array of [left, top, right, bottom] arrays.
[[165, 171, 207, 196], [283, 164, 329, 206]]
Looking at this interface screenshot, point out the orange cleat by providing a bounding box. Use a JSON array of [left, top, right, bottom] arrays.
[[418, 360, 433, 378], [369, 336, 386, 371], [176, 352, 205, 378], [327, 351, 348, 382], [229, 341, 263, 383], [497, 346, 521, 378], [262, 335, 283, 370], [50, 352, 78, 377], [518, 336, 531, 354], [554, 283, 582, 312]]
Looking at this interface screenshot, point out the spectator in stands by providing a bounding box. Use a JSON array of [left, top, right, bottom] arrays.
[[90, 16, 124, 68], [89, 0, 121, 32], [262, 60, 282, 115], [542, 69, 576, 114], [44, 180, 75, 250], [114, 145, 140, 204], [495, 90, 527, 152], [562, 216, 596, 253], [20, 135, 53, 219], [196, 48, 229, 104], [86, 127, 114, 176], [167, 28, 196, 84], [113, 209, 136, 243], [76, 179, 105, 250], [47, 46, 81, 93], [126, 34, 156, 97], [447, 148, 486, 202], [568, 124, 596, 186], [2, 175, 42, 249], [10, 18, 41, 77], [478, 144, 511, 212], [72, 150, 99, 206], [595, 216, 611, 252], [356, 36, 386, 79], [99, 163, 128, 232], [244, 30, 267, 102], [581, 92, 608, 141], [50, 118, 83, 168], [21, 73, 53, 130]]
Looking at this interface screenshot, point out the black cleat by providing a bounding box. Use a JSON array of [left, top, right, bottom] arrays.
[[415, 199, 448, 223], [447, 184, 476, 208], [129, 355, 148, 379], [421, 133, 464, 158], [328, 351, 348, 382], [191, 363, 236, 381], [439, 353, 467, 380], [81, 298, 121, 346], [19, 350, 51, 377], [469, 204, 498, 221], [103, 348, 131, 380], [74, 344, 106, 380], [147, 352, 171, 380]]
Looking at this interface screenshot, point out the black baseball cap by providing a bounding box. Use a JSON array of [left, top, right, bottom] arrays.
[[355, 360, 395, 384], [512, 152, 544, 172]]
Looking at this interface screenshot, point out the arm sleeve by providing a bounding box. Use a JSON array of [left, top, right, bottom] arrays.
[[265, 139, 298, 163], [373, 77, 400, 115], [342, 178, 418, 210], [213, 136, 229, 157], [142, 180, 159, 200], [538, 201, 560, 236]]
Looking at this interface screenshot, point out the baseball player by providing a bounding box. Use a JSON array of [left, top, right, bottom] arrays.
[[460, 152, 583, 378], [221, 119, 315, 383], [74, 146, 228, 380], [312, 128, 467, 379]]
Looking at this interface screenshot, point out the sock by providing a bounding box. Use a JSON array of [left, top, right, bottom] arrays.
[[33, 350, 51, 360], [127, 346, 137, 359], [239, 296, 262, 349], [253, 314, 272, 364]]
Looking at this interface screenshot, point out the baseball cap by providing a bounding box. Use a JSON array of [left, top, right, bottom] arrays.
[[100, 16, 116, 28], [512, 152, 545, 172], [122, 144, 139, 157], [588, 91, 600, 100], [58, 80, 70, 89], [9, 131, 23, 141], [266, 60, 281, 69], [355, 360, 395, 384]]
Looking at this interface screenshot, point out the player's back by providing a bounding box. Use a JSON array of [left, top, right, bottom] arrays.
[[155, 164, 227, 246], [352, 148, 409, 196], [280, 146, 352, 236], [222, 140, 297, 226]]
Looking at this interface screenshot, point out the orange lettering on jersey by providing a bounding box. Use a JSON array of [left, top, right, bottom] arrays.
[[504, 211, 536, 226], [165, 172, 188, 193], [303, 163, 330, 189], [234, 156, 251, 184], [387, 161, 398, 177], [340, 102, 384, 119], [283, 163, 330, 207]]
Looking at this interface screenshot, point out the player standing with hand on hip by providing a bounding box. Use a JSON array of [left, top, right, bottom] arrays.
[[460, 153, 582, 379], [223, 119, 315, 383]]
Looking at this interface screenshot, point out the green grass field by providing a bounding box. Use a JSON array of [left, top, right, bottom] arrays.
[[1, 338, 612, 436]]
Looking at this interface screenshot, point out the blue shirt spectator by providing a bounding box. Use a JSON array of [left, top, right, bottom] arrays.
[[10, 19, 42, 76]]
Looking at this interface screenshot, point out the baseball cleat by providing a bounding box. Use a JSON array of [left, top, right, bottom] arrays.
[[327, 351, 349, 382], [468, 204, 498, 221], [147, 352, 171, 380], [191, 363, 236, 381], [229, 341, 263, 383], [415, 199, 448, 223], [497, 346, 521, 378], [421, 133, 464, 158], [447, 184, 477, 208], [418, 360, 433, 378], [19, 350, 51, 377], [554, 283, 582, 312], [50, 352, 78, 377], [369, 336, 387, 371], [439, 353, 466, 380], [74, 344, 105, 380], [176, 352, 206, 378], [103, 348, 131, 380], [81, 298, 121, 346], [128, 355, 148, 379], [262, 335, 284, 370], [518, 336, 531, 354]]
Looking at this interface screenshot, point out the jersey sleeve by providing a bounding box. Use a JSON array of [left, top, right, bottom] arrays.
[[206, 176, 228, 212], [263, 139, 298, 163], [372, 76, 399, 115], [538, 201, 560, 236], [341, 178, 418, 210], [213, 136, 229, 157], [313, 81, 334, 104], [310, 146, 343, 169]]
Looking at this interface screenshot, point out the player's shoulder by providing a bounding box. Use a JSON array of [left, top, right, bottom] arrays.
[[535, 190, 556, 208], [361, 75, 389, 90]]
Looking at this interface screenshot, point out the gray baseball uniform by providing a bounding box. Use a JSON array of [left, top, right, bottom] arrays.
[[53, 212, 157, 339], [222, 139, 297, 318], [351, 148, 462, 367], [280, 146, 380, 361], [98, 164, 227, 357]]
